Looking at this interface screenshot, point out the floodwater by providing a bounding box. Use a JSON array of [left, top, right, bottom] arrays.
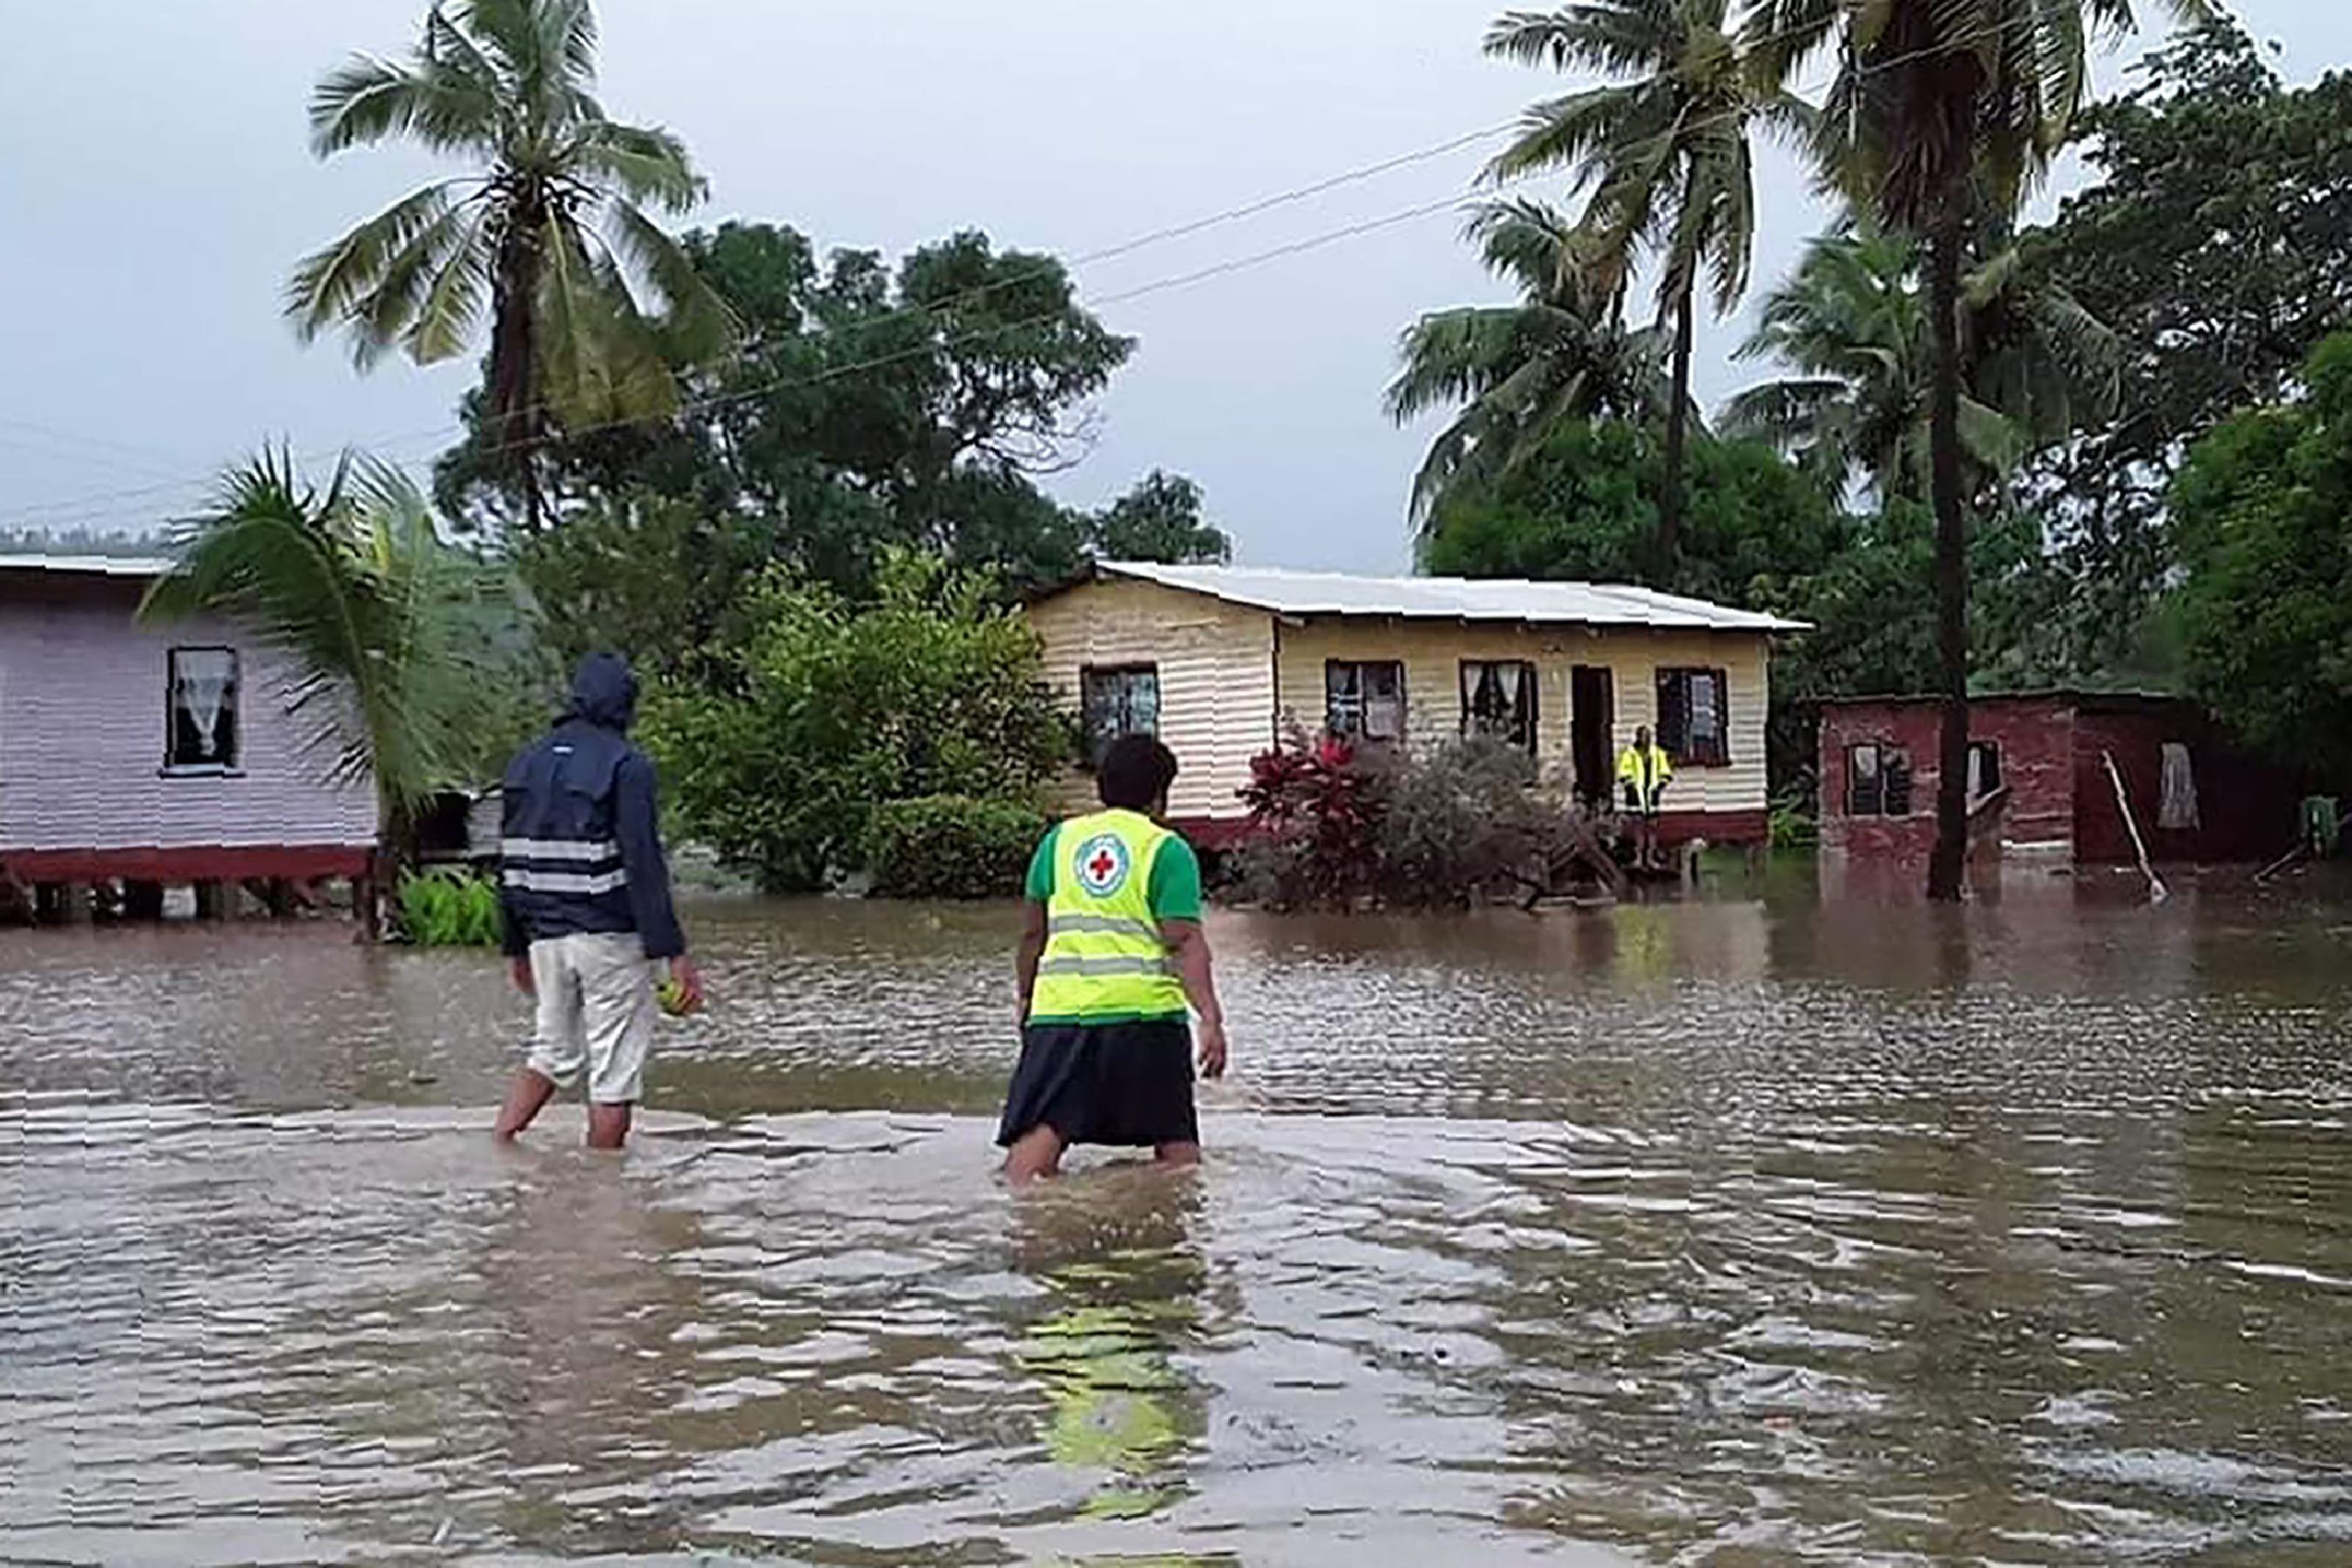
[[6, 872, 2352, 1566]]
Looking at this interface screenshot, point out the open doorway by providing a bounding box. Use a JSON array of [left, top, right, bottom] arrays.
[[1571, 666, 1614, 808]]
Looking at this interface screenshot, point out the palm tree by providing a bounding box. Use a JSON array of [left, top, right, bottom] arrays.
[[1747, 0, 2203, 899], [1484, 0, 1808, 573], [287, 0, 736, 529], [140, 452, 531, 882], [1388, 199, 1677, 538], [1726, 226, 2118, 502]]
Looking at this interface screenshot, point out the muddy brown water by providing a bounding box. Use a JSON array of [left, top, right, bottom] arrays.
[[5, 872, 2352, 1565]]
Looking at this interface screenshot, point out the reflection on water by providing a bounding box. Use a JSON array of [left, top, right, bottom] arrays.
[[5, 877, 2352, 1564]]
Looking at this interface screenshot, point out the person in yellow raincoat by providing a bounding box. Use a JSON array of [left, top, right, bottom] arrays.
[[1617, 725, 1673, 871]]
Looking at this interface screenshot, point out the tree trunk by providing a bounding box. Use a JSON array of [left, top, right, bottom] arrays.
[[1925, 210, 1971, 902], [1658, 286, 1696, 585], [489, 218, 544, 533]]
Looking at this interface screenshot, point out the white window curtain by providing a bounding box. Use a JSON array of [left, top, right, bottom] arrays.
[[173, 649, 235, 763], [2159, 742, 2199, 830]]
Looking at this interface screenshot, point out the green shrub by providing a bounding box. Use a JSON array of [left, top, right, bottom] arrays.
[[398, 868, 505, 946], [641, 552, 1071, 891], [864, 795, 1046, 900]]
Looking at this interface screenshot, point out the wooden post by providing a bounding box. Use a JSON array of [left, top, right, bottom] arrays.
[[193, 881, 225, 921], [33, 882, 66, 924]]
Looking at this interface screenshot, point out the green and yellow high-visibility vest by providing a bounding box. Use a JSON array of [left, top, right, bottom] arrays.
[[1031, 808, 1189, 1024]]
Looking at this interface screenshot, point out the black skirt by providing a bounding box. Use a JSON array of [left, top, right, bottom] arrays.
[[997, 1018, 1200, 1148]]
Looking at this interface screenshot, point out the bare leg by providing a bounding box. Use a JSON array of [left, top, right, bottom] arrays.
[[1154, 1140, 1202, 1171], [585, 1101, 632, 1152], [1004, 1125, 1067, 1186], [494, 1069, 558, 1142]]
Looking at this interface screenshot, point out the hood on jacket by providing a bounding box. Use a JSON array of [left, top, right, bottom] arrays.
[[565, 652, 639, 733]]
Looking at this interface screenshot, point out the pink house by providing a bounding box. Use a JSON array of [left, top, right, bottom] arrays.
[[0, 553, 380, 916]]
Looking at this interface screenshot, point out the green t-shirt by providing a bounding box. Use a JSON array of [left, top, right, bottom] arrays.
[[1025, 821, 1203, 919]]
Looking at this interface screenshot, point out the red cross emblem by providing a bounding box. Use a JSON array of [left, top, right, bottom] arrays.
[[1073, 832, 1132, 896]]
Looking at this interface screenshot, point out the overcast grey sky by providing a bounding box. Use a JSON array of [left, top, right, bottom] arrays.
[[0, 1, 2342, 571]]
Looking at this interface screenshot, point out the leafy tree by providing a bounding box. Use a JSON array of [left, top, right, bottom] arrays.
[[1423, 419, 1842, 610], [1389, 200, 1675, 530], [1086, 470, 1233, 565], [290, 0, 735, 528], [139, 451, 535, 859], [1747, 0, 2201, 899], [436, 221, 1153, 591], [1484, 0, 1808, 568], [640, 553, 1070, 891], [2169, 334, 2352, 780], [2025, 18, 2352, 675], [1726, 225, 2118, 502], [511, 488, 782, 684]]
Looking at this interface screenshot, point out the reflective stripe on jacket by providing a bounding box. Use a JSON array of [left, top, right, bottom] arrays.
[[1030, 809, 1189, 1024], [497, 654, 685, 960]]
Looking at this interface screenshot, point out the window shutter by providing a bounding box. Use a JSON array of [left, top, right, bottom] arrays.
[[1657, 670, 1685, 758]]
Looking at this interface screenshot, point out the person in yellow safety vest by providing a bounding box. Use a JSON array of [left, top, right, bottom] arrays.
[[1617, 724, 1673, 871], [1001, 734, 1231, 1185]]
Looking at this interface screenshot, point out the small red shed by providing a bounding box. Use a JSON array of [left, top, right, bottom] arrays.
[[1818, 692, 2301, 867]]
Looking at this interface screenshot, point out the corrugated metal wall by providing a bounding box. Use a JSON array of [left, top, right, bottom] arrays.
[[1027, 578, 1778, 826], [1275, 618, 1774, 816], [0, 576, 380, 853], [1025, 577, 1275, 823]]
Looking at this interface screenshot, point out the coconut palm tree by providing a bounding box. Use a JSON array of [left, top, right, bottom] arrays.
[[1726, 226, 2118, 502], [287, 0, 735, 529], [1746, 0, 2203, 899], [1389, 199, 1678, 537], [140, 451, 532, 875], [1484, 0, 1809, 571]]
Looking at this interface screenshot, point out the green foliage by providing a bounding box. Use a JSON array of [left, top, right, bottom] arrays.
[[289, 0, 735, 519], [1724, 226, 2119, 503], [139, 451, 537, 841], [863, 795, 1047, 900], [436, 219, 1218, 599], [2170, 333, 2352, 779], [396, 868, 504, 947], [1233, 733, 1582, 911], [2024, 18, 2352, 675], [1087, 470, 1232, 565], [1389, 201, 1675, 525], [1423, 421, 1843, 608], [641, 552, 1070, 891], [1481, 0, 1810, 565], [512, 488, 774, 684]]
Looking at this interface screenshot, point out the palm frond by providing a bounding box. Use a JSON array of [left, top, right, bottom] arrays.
[[308, 54, 496, 158], [568, 119, 705, 213], [285, 182, 461, 344], [144, 449, 530, 816], [603, 199, 738, 366], [403, 207, 495, 364]]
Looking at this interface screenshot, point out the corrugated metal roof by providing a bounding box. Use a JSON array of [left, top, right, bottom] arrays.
[[1094, 561, 1808, 632], [0, 551, 174, 578]]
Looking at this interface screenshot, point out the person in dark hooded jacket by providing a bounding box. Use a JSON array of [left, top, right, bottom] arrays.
[[493, 652, 703, 1150]]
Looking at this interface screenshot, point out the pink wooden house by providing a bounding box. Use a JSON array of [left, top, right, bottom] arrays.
[[0, 553, 379, 918]]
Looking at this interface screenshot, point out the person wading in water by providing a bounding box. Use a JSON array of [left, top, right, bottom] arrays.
[[493, 652, 703, 1151], [999, 734, 1229, 1184]]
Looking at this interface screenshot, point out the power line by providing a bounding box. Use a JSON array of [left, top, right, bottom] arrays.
[[0, 120, 1521, 532], [0, 9, 2112, 533]]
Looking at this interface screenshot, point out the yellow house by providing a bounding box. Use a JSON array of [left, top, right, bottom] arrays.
[[1025, 562, 1805, 846]]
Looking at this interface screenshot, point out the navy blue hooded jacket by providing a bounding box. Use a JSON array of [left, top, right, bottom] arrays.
[[498, 653, 686, 961]]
